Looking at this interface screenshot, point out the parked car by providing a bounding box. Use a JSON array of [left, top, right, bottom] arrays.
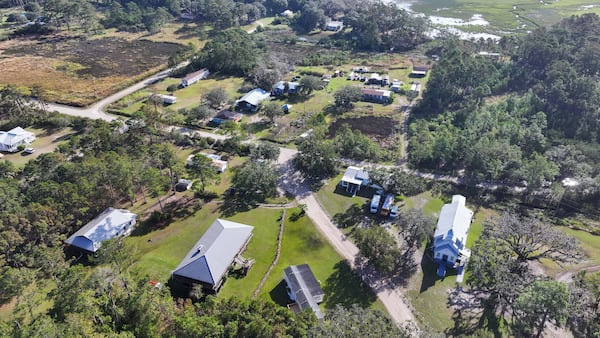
[[389, 205, 399, 219], [23, 147, 35, 154]]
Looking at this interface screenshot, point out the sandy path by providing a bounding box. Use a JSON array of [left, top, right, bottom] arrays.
[[276, 148, 416, 326]]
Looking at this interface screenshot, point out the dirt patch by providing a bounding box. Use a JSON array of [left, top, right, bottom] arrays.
[[0, 37, 181, 105], [329, 116, 397, 139], [3, 37, 179, 77]]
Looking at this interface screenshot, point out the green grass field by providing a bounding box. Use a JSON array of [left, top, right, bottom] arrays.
[[127, 199, 388, 314], [313, 172, 368, 218], [256, 210, 387, 314]]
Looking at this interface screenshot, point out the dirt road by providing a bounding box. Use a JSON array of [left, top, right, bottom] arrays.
[[276, 148, 416, 325], [41, 65, 186, 121]]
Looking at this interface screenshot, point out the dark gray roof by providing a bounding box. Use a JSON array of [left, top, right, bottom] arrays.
[[64, 208, 137, 252], [172, 219, 253, 286], [284, 264, 324, 319]]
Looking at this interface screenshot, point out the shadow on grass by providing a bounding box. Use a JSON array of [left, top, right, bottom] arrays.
[[269, 279, 292, 306], [332, 203, 365, 229], [217, 195, 256, 217], [131, 196, 201, 236], [323, 260, 377, 309], [445, 288, 504, 338], [418, 252, 458, 294]]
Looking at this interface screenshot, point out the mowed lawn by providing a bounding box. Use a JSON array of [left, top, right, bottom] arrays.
[[257, 210, 387, 314], [314, 172, 368, 218], [114, 75, 245, 115], [127, 201, 388, 315]]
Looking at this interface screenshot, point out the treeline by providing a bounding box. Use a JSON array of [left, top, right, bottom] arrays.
[[1, 235, 409, 337], [409, 14, 600, 211]]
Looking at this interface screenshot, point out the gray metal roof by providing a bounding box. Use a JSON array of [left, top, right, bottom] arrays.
[[172, 219, 253, 286], [284, 264, 324, 319], [238, 88, 270, 106], [64, 208, 137, 252]]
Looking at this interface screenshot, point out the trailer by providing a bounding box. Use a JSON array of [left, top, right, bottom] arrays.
[[380, 193, 394, 216]]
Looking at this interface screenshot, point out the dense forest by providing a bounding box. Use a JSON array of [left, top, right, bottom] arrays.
[[410, 14, 600, 213]]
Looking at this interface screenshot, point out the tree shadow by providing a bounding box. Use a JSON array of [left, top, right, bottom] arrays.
[[389, 249, 419, 288], [217, 195, 255, 217], [332, 203, 365, 229], [269, 280, 292, 307], [445, 288, 504, 338], [131, 196, 201, 236], [322, 260, 378, 309]]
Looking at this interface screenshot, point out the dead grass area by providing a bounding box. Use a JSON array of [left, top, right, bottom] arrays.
[[0, 36, 181, 106], [328, 115, 399, 146]]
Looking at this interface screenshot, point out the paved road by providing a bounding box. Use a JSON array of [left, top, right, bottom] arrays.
[[276, 148, 416, 326]]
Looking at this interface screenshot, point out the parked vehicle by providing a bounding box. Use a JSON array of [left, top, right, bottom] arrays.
[[389, 205, 399, 219], [370, 193, 382, 214], [380, 193, 394, 216]]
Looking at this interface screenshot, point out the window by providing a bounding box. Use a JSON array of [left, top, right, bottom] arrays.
[[450, 256, 454, 261], [436, 252, 441, 257]]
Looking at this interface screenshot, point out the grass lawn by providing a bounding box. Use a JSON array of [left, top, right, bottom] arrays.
[[540, 227, 600, 277], [218, 208, 283, 299], [112, 75, 245, 115], [406, 258, 456, 332], [314, 172, 369, 218], [257, 210, 388, 314], [1, 126, 73, 168]]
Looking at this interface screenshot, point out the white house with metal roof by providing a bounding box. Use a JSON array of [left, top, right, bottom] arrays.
[[171, 219, 254, 293], [235, 88, 270, 112], [65, 208, 137, 253], [433, 195, 474, 277], [0, 127, 35, 152], [339, 166, 370, 195], [284, 264, 324, 319]]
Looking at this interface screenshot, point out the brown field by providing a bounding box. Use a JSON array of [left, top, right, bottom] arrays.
[[0, 36, 181, 106], [329, 116, 398, 139]]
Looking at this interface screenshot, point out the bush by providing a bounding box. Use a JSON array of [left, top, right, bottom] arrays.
[[166, 84, 178, 92]]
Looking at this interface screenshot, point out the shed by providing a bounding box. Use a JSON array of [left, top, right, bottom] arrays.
[[340, 166, 370, 195], [284, 264, 324, 319], [410, 65, 429, 77]]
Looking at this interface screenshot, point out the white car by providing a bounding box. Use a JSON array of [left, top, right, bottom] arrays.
[[23, 147, 35, 154]]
